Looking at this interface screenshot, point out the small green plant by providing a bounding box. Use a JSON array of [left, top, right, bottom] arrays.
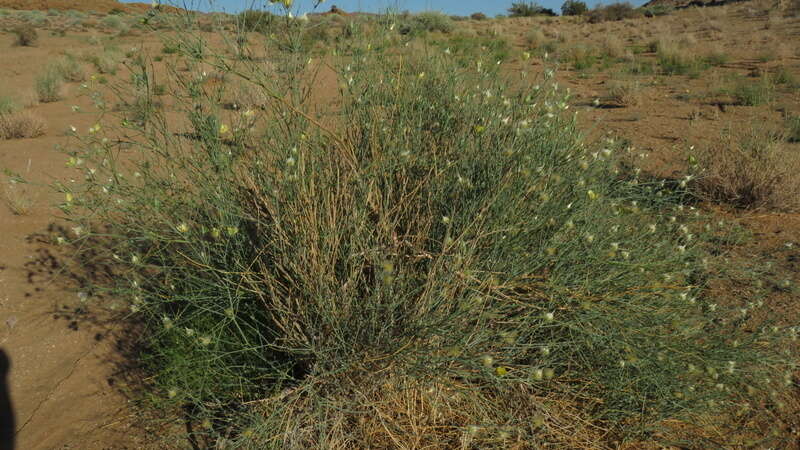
[[12, 25, 38, 46], [35, 68, 64, 103], [562, 0, 588, 15]]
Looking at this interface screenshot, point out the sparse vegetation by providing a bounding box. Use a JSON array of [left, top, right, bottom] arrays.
[[690, 128, 800, 210], [398, 11, 455, 35]]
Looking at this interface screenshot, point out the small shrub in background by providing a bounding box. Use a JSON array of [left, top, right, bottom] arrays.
[[508, 1, 557, 17], [471, 12, 488, 20], [35, 67, 63, 103], [562, 0, 588, 16], [237, 9, 276, 32], [12, 25, 38, 46], [0, 111, 47, 139], [642, 4, 674, 17], [690, 127, 800, 210], [101, 15, 123, 30], [399, 11, 455, 34], [588, 2, 640, 23]]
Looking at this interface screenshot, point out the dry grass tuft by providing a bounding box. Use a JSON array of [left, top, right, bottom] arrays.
[[691, 128, 800, 211], [0, 111, 47, 139]]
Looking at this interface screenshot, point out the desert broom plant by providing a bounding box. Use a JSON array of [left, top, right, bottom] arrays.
[[59, 8, 796, 448]]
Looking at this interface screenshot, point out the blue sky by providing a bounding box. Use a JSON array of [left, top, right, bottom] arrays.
[[124, 0, 648, 16]]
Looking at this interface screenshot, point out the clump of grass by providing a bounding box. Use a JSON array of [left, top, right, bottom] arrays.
[[525, 29, 547, 50], [703, 46, 729, 66], [600, 35, 625, 59], [12, 24, 39, 46], [54, 56, 86, 82], [1, 180, 35, 215], [0, 95, 17, 115], [61, 19, 795, 448], [0, 111, 47, 139], [730, 77, 774, 106], [35, 68, 64, 103], [656, 40, 707, 76], [786, 115, 800, 142], [87, 47, 123, 74], [690, 127, 800, 210], [606, 79, 641, 106], [566, 44, 598, 70]]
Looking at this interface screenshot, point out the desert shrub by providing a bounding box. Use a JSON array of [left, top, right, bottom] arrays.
[[690, 128, 800, 210], [562, 0, 588, 16], [525, 29, 547, 50], [57, 20, 796, 447], [508, 2, 557, 17], [12, 25, 39, 47], [588, 2, 640, 23], [437, 33, 512, 65], [35, 68, 63, 103], [0, 111, 46, 139], [471, 12, 488, 20]]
